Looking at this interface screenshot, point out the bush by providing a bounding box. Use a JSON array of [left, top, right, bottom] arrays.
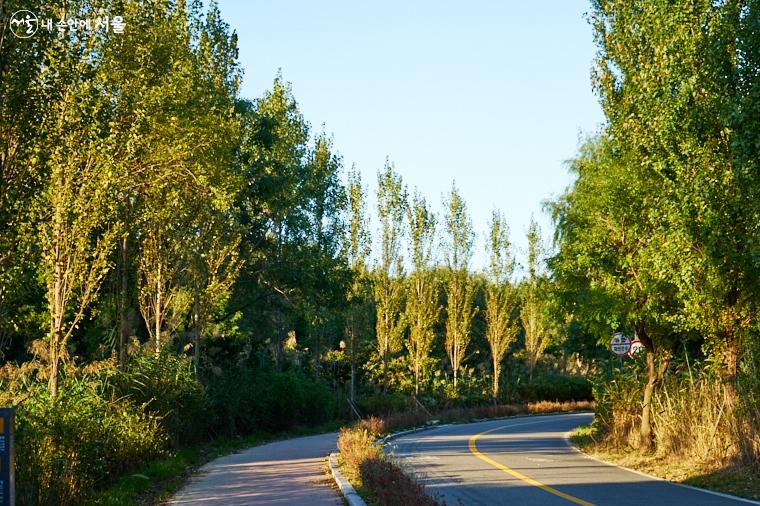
[[337, 427, 439, 506], [357, 392, 412, 417], [14, 379, 166, 506], [517, 373, 593, 403], [206, 365, 338, 434], [110, 352, 207, 446]]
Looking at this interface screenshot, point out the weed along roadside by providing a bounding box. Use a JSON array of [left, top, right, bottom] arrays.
[[332, 401, 594, 505]]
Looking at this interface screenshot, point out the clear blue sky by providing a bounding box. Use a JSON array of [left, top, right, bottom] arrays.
[[216, 0, 605, 273]]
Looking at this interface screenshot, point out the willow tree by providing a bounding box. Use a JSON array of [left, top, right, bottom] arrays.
[[375, 161, 407, 392], [442, 183, 476, 388], [484, 210, 517, 399], [405, 191, 439, 395]]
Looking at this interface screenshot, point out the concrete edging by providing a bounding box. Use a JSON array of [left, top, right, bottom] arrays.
[[328, 452, 367, 506]]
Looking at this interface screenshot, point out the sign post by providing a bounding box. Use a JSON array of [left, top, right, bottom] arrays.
[[0, 408, 15, 506]]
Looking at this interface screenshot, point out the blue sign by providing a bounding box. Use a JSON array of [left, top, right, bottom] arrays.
[[0, 409, 14, 506]]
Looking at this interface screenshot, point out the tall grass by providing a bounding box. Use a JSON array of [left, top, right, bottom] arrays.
[[337, 427, 440, 506], [652, 375, 737, 463], [593, 349, 760, 470]]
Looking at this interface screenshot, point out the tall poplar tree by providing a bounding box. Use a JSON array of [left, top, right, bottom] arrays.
[[405, 191, 439, 395], [38, 5, 120, 398], [344, 166, 372, 402], [521, 219, 549, 382], [442, 183, 476, 388], [484, 210, 517, 399], [375, 161, 407, 392]]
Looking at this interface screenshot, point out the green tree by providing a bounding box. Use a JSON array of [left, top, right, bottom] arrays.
[[233, 76, 311, 369], [405, 191, 439, 396], [521, 219, 549, 382], [484, 210, 518, 399], [374, 161, 407, 392], [590, 0, 760, 381], [37, 15, 121, 398], [550, 137, 681, 449], [442, 183, 476, 388], [344, 166, 372, 402], [0, 0, 53, 360]]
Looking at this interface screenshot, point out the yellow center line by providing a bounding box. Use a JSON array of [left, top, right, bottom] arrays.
[[468, 424, 597, 506]]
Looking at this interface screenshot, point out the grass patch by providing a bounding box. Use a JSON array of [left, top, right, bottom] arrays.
[[569, 424, 760, 501], [337, 427, 440, 506], [87, 420, 343, 506]]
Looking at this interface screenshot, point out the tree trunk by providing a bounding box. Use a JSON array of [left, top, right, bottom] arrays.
[[154, 260, 162, 357], [453, 341, 458, 389], [350, 359, 356, 402], [492, 357, 500, 400], [49, 327, 61, 400], [382, 311, 389, 393], [49, 253, 64, 400], [192, 291, 200, 375], [415, 350, 420, 396], [118, 234, 130, 369], [637, 325, 670, 451], [640, 350, 657, 451]]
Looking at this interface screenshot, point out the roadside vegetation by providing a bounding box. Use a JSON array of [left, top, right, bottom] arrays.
[[554, 0, 760, 497], [338, 400, 593, 506], [3, 1, 760, 505]]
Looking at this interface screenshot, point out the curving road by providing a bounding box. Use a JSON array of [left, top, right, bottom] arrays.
[[168, 432, 341, 505], [386, 412, 758, 506]]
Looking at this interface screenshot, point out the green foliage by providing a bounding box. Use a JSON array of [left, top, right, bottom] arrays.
[[405, 191, 439, 395], [374, 162, 408, 390], [442, 183, 477, 388], [484, 210, 518, 398], [110, 353, 207, 446], [8, 376, 166, 506], [516, 373, 593, 403]]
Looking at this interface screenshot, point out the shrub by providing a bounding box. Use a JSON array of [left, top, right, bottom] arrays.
[[517, 373, 593, 403], [206, 366, 338, 434], [109, 352, 207, 446], [357, 392, 412, 417], [14, 379, 166, 506], [337, 427, 439, 506]]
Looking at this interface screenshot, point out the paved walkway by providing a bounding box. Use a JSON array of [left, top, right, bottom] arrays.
[[168, 432, 342, 505]]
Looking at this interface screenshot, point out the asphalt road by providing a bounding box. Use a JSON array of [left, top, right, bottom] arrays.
[[168, 432, 341, 505], [386, 412, 758, 506]]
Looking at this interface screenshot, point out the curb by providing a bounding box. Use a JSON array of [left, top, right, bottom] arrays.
[[328, 452, 367, 506]]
